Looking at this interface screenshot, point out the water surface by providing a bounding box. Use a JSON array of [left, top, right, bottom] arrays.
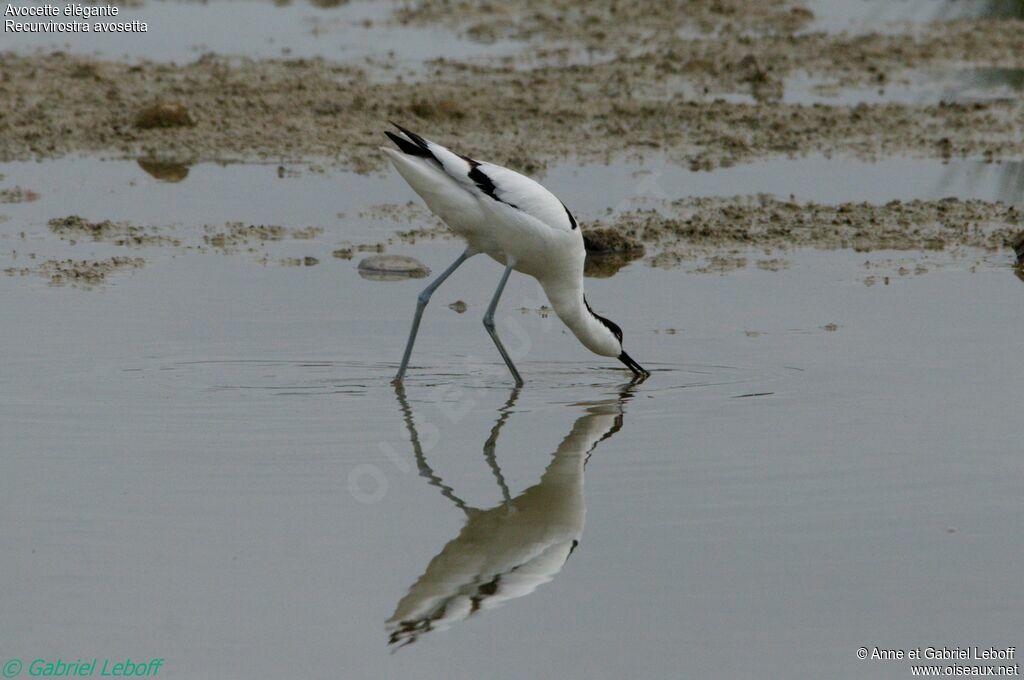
[[2, 151, 1022, 678], [3, 0, 1023, 673]]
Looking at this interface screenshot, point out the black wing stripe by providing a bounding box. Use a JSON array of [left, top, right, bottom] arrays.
[[458, 154, 519, 209], [389, 123, 522, 211]]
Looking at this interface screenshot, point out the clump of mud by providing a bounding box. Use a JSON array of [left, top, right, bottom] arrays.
[[204, 222, 285, 248], [48, 215, 180, 247], [29, 215, 340, 285], [583, 226, 646, 278], [0, 186, 40, 203], [359, 201, 435, 223], [5, 256, 145, 287], [332, 242, 387, 260], [202, 223, 323, 250], [137, 159, 191, 182], [291, 227, 323, 240], [135, 101, 195, 130], [395, 224, 451, 243], [278, 256, 321, 266], [583, 227, 645, 255], [604, 196, 1022, 256]]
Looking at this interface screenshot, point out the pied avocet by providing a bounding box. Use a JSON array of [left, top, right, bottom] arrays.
[[381, 123, 648, 385]]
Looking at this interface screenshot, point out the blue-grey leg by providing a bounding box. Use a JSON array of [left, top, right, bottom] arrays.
[[483, 262, 524, 386], [394, 249, 473, 383]]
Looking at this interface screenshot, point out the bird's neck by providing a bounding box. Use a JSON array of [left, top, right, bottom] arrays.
[[544, 283, 619, 357]]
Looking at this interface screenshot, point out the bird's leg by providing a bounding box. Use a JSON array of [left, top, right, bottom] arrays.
[[483, 261, 524, 386], [394, 248, 473, 383]]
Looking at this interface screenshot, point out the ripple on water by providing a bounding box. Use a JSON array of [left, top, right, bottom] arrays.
[[144, 357, 799, 406]]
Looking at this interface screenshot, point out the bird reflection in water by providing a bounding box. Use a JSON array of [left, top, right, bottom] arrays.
[[387, 383, 635, 648]]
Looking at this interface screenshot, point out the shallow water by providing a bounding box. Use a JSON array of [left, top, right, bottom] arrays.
[[549, 155, 1024, 209], [768, 68, 1024, 107], [2, 150, 1023, 678], [2, 153, 1021, 232], [806, 0, 1024, 32]]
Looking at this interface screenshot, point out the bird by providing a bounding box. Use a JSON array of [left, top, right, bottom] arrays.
[[380, 123, 649, 385]]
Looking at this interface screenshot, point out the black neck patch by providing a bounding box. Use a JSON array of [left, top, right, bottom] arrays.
[[584, 296, 623, 344]]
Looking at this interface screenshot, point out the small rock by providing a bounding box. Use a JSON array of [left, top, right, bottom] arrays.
[[357, 254, 430, 281], [134, 101, 195, 129], [448, 300, 468, 313]]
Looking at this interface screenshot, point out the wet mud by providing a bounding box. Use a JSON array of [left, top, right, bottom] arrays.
[[609, 196, 1021, 253], [1, 12, 1022, 172], [0, 186, 40, 203], [2, 0, 1022, 278], [49, 215, 181, 247], [4, 255, 145, 287]]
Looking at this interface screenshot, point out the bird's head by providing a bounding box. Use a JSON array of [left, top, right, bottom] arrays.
[[584, 298, 649, 379]]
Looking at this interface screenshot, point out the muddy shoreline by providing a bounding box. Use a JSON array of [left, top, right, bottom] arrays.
[[2, 14, 1024, 172], [2, 0, 1023, 275], [6, 194, 1018, 287]]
